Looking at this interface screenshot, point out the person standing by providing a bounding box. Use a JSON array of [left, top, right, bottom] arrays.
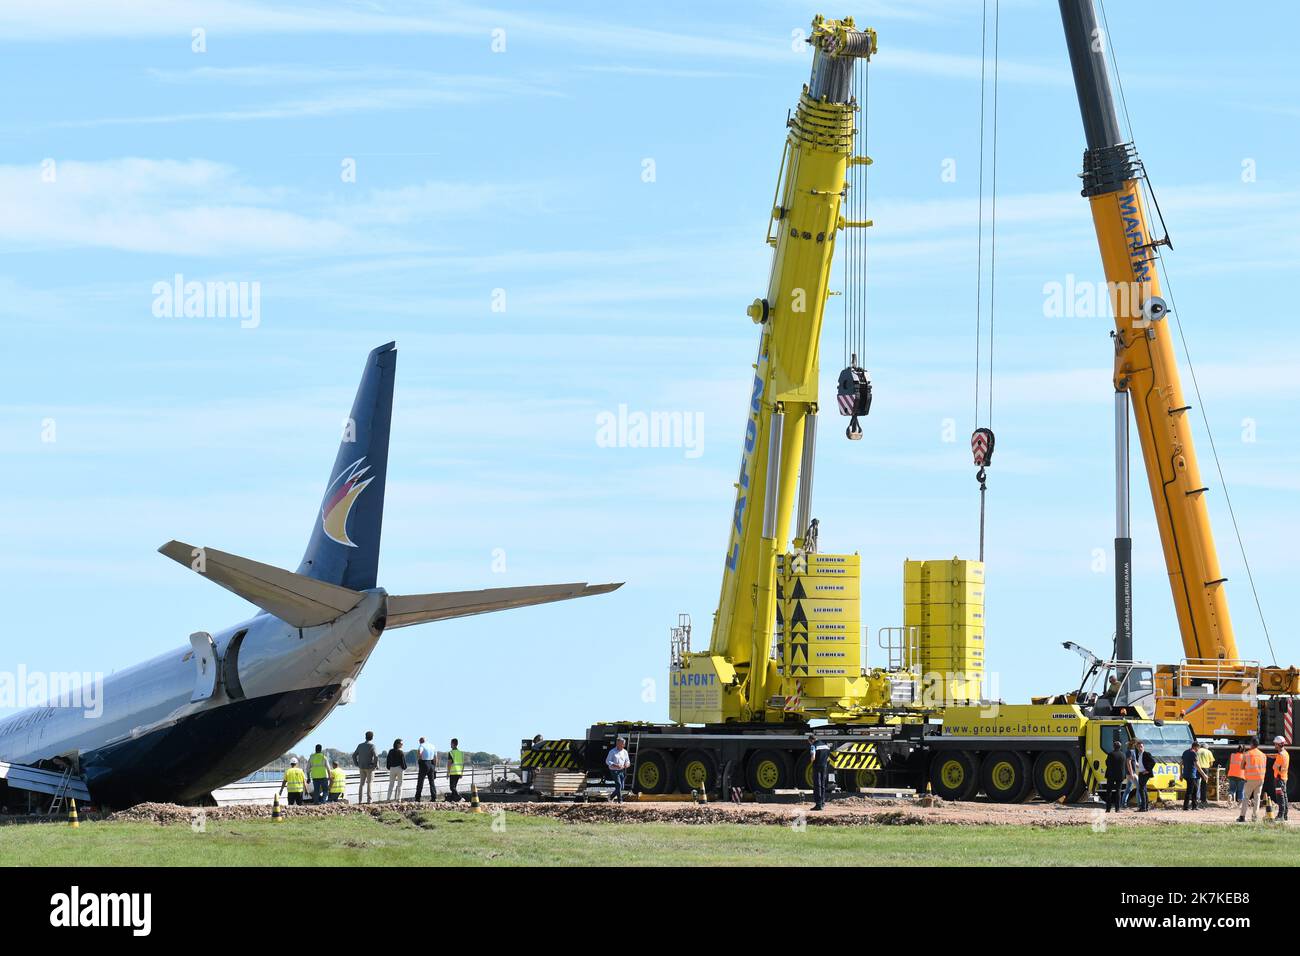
[[1227, 744, 1246, 805], [415, 737, 438, 803], [605, 737, 631, 804], [307, 744, 330, 804], [1237, 737, 1267, 823], [386, 738, 407, 802], [1120, 743, 1139, 809], [1270, 737, 1290, 822], [1196, 744, 1215, 807], [1181, 741, 1206, 811], [1134, 740, 1154, 812], [1105, 740, 1125, 812], [447, 738, 466, 802], [279, 758, 307, 806], [352, 731, 378, 805], [328, 760, 347, 803], [809, 734, 831, 811]]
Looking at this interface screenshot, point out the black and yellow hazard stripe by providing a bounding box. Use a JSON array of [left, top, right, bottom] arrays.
[[829, 741, 881, 771], [520, 740, 581, 769]]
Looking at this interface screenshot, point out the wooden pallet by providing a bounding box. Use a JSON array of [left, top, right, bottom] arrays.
[[533, 769, 586, 797]]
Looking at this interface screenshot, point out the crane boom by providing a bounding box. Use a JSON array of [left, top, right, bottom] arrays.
[[1058, 0, 1237, 664], [707, 16, 875, 717]]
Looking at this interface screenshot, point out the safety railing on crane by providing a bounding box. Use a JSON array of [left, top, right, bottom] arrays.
[[877, 625, 920, 674], [1164, 657, 1260, 700], [670, 613, 692, 668]]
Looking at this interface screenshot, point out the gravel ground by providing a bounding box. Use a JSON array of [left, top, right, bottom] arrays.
[[93, 795, 1293, 828]]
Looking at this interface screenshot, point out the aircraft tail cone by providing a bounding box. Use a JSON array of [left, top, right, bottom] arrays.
[[68, 798, 79, 829], [470, 783, 483, 813], [272, 794, 283, 823]]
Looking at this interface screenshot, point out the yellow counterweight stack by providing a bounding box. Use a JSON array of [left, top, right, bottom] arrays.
[[904, 558, 984, 705], [777, 553, 862, 701]]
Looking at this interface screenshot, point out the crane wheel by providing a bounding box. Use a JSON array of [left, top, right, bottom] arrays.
[[634, 750, 674, 795], [1032, 750, 1081, 803], [981, 750, 1032, 803], [745, 749, 793, 793], [796, 751, 815, 790], [675, 749, 719, 794], [837, 768, 877, 793], [929, 751, 981, 801]]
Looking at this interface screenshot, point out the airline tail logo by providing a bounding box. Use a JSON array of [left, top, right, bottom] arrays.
[[321, 457, 374, 548]]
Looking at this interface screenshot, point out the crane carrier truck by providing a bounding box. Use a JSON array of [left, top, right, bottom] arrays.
[[520, 13, 1192, 804]]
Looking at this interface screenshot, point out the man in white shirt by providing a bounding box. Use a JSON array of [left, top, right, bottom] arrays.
[[415, 736, 437, 802], [606, 737, 631, 804]]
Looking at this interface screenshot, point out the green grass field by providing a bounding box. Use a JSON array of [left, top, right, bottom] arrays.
[[2, 810, 1298, 866]]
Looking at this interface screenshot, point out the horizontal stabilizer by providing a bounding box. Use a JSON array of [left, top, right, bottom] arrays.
[[386, 581, 622, 629], [159, 540, 365, 628]]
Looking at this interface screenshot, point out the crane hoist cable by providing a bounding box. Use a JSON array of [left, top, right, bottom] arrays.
[[838, 51, 872, 440], [1098, 0, 1277, 666], [970, 0, 1000, 561]]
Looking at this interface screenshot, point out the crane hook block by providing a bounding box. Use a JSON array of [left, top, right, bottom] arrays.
[[971, 427, 995, 468], [837, 365, 872, 416], [838, 365, 872, 441]]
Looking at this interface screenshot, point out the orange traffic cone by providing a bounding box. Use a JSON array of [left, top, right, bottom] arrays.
[[68, 798, 79, 829], [272, 794, 283, 823]]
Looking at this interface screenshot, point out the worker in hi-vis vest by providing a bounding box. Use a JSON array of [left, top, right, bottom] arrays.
[[328, 760, 347, 803], [1238, 738, 1268, 823], [1227, 745, 1246, 804], [1270, 737, 1290, 821], [279, 757, 307, 806], [307, 744, 330, 804], [447, 739, 466, 802]]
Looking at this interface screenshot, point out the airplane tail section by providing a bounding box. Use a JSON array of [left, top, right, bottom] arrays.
[[160, 540, 364, 628], [159, 539, 619, 628], [297, 342, 396, 591]]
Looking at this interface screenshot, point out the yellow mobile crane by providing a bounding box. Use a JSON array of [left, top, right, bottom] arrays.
[[522, 15, 1191, 803], [1058, 0, 1299, 780]]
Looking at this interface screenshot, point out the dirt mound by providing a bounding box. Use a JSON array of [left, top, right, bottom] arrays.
[[495, 796, 1253, 828], [503, 798, 972, 827], [102, 796, 1261, 829], [105, 799, 452, 825]]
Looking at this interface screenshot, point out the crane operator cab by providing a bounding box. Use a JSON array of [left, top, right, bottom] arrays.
[[1102, 663, 1157, 715], [1053, 642, 1156, 717]]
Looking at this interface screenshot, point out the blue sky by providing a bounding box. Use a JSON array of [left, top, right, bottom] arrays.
[[3, 0, 1300, 759]]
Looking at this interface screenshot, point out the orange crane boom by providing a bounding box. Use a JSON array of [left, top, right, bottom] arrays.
[[1059, 0, 1237, 666]]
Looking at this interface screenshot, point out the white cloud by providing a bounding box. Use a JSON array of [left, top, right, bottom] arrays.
[[1, 0, 1079, 91], [0, 0, 479, 41], [0, 159, 350, 255], [0, 159, 528, 257]]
